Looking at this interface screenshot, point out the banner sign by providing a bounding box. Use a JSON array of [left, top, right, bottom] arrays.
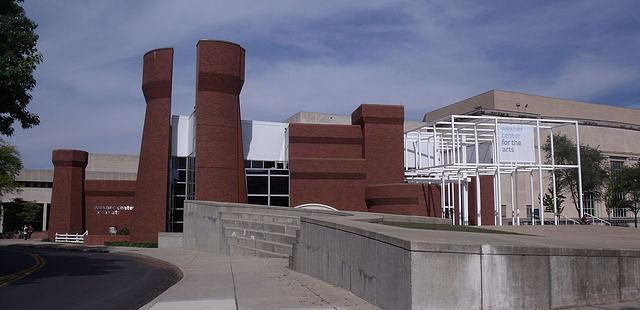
[[497, 124, 536, 163]]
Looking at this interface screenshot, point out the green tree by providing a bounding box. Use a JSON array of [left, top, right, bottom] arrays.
[[0, 0, 40, 199], [542, 186, 565, 216], [0, 139, 22, 194], [1, 0, 43, 136], [1, 198, 41, 232], [620, 164, 640, 228], [603, 173, 626, 219], [542, 134, 608, 215]]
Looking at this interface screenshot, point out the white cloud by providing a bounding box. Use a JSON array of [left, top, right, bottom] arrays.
[[10, 1, 640, 168]]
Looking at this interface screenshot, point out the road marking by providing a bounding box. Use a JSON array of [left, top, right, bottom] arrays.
[[0, 249, 46, 288]]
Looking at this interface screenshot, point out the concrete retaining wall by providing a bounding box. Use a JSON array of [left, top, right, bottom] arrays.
[[158, 232, 183, 248], [291, 217, 640, 309], [182, 200, 350, 254]]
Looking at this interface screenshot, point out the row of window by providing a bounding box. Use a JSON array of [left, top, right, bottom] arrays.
[[167, 156, 187, 233], [166, 158, 291, 232], [245, 161, 290, 207], [18, 181, 53, 188]]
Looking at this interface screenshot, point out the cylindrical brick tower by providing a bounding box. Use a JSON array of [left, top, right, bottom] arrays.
[[194, 40, 247, 203], [132, 48, 173, 242], [49, 149, 88, 240]]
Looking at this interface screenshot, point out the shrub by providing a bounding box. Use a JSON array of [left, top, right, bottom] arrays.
[[104, 241, 157, 248]]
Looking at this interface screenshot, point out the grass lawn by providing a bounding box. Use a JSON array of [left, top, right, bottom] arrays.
[[380, 221, 527, 235]]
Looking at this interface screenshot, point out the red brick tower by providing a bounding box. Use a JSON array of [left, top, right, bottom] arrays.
[[352, 104, 405, 185], [49, 149, 88, 240], [132, 48, 173, 242], [194, 40, 247, 202]]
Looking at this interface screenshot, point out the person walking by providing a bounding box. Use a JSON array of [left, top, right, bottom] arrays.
[[22, 225, 28, 240], [26, 224, 34, 240]]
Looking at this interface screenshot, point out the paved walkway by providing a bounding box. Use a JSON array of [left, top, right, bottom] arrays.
[[110, 247, 378, 310], [2, 239, 640, 309]]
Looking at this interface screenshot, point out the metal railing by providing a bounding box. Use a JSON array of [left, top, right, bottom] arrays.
[[557, 214, 580, 225], [584, 213, 612, 226], [55, 231, 88, 243]]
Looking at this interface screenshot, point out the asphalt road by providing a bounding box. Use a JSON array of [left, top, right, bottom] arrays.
[[0, 245, 181, 310]]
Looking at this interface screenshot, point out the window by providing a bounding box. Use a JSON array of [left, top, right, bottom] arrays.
[[17, 181, 53, 188], [610, 159, 627, 218], [167, 156, 188, 232], [186, 154, 195, 200], [583, 191, 596, 216], [610, 160, 625, 174], [245, 160, 289, 207]]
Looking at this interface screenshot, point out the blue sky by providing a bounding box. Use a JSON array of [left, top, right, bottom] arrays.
[[10, 0, 640, 168]]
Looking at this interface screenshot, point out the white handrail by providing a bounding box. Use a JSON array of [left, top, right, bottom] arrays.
[[584, 212, 611, 226], [558, 214, 580, 225], [54, 230, 89, 244]]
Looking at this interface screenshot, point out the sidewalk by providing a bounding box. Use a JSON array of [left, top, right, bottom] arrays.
[[2, 239, 639, 309], [110, 247, 379, 310]]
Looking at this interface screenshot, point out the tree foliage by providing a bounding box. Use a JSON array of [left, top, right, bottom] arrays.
[[542, 186, 565, 216], [0, 0, 43, 136], [1, 198, 41, 232], [0, 139, 22, 194], [542, 134, 608, 214], [619, 164, 640, 228], [603, 173, 626, 218]]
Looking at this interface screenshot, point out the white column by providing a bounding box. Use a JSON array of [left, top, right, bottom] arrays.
[[536, 120, 545, 225], [575, 122, 585, 218], [550, 129, 558, 225], [530, 171, 535, 225], [42, 203, 48, 231], [510, 172, 516, 225]]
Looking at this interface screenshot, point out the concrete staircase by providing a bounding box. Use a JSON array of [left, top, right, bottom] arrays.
[[221, 211, 300, 258]]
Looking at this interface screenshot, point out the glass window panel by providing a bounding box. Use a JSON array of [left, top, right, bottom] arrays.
[[173, 196, 185, 208], [248, 196, 268, 205], [174, 209, 184, 222], [177, 157, 187, 169], [271, 169, 289, 175], [270, 196, 289, 207], [246, 169, 268, 175], [173, 184, 186, 195], [244, 160, 251, 168], [247, 176, 268, 194], [264, 161, 275, 169], [251, 160, 263, 168], [270, 176, 289, 195], [178, 170, 186, 181], [171, 222, 183, 232]]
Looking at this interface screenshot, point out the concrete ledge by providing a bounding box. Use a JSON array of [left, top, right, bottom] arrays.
[[291, 215, 640, 309], [158, 232, 183, 249]]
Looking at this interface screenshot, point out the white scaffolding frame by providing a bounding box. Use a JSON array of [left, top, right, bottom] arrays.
[[404, 115, 584, 226]]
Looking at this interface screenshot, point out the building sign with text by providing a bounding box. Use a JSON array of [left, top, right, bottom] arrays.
[[95, 205, 135, 215], [497, 123, 535, 163]]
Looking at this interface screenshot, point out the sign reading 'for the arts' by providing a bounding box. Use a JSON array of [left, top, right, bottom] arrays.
[[497, 123, 535, 163]]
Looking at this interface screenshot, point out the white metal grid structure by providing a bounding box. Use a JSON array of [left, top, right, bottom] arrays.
[[404, 115, 584, 226]]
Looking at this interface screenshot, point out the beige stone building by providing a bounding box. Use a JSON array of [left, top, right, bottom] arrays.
[[424, 89, 640, 224], [0, 153, 138, 232]]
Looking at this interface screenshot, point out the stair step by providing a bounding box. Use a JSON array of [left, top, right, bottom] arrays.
[[229, 244, 288, 259], [227, 235, 292, 256], [221, 211, 300, 226], [224, 227, 297, 245], [222, 218, 298, 236]]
